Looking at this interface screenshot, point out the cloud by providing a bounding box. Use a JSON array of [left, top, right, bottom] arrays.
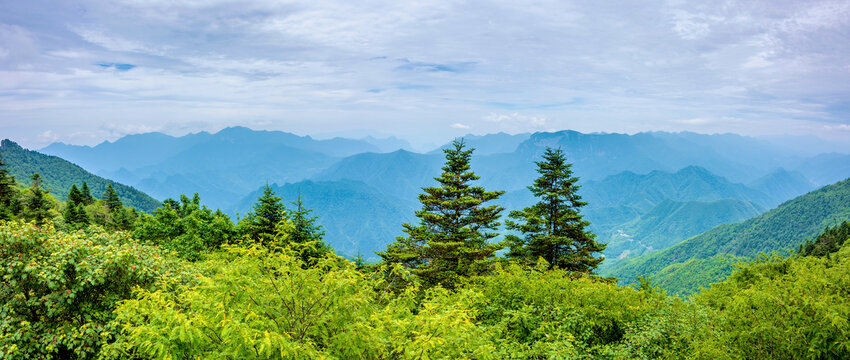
[[1, 0, 849, 149], [484, 112, 546, 127], [98, 63, 136, 71], [450, 123, 470, 129]]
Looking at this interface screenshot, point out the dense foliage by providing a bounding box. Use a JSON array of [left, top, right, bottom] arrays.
[[134, 194, 237, 261], [695, 245, 850, 358], [798, 220, 850, 257], [0, 221, 191, 359]]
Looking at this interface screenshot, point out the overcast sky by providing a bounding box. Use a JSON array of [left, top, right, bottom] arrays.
[[1, 0, 849, 149]]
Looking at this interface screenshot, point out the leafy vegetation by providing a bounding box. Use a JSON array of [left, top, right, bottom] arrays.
[[0, 221, 192, 359]]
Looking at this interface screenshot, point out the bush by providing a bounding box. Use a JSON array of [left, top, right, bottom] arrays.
[[0, 221, 191, 359]]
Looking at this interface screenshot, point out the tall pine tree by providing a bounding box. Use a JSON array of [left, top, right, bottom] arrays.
[[239, 184, 288, 247], [379, 139, 505, 288], [80, 181, 94, 205], [505, 147, 605, 272], [102, 184, 122, 211], [0, 152, 20, 220], [63, 184, 89, 228], [23, 173, 53, 226], [286, 193, 332, 265]]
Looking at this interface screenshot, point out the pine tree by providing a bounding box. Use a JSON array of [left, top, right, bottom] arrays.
[[239, 184, 287, 246], [23, 173, 53, 226], [68, 184, 85, 205], [379, 139, 505, 288], [289, 194, 327, 244], [80, 181, 94, 204], [103, 184, 122, 212], [505, 147, 605, 272], [287, 194, 332, 265], [0, 153, 20, 220], [63, 184, 89, 228]]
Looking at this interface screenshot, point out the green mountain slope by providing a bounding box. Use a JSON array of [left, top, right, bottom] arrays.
[[0, 139, 160, 212], [605, 178, 850, 291], [601, 199, 763, 263]]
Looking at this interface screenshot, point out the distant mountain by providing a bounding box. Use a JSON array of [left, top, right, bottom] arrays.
[[429, 132, 531, 156], [234, 180, 415, 259], [312, 150, 443, 203], [0, 139, 160, 212], [40, 131, 212, 173], [40, 126, 380, 174], [747, 168, 815, 208], [605, 178, 850, 291], [39, 127, 384, 210], [471, 131, 806, 191], [582, 166, 772, 212], [361, 136, 413, 152], [795, 153, 850, 186]]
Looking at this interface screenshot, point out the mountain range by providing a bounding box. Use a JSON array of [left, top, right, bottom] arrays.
[[32, 127, 850, 261]]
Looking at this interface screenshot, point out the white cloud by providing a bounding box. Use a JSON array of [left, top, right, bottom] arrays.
[[484, 112, 546, 127], [450, 123, 470, 129]]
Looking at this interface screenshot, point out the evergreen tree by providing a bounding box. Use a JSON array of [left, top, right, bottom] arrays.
[[67, 184, 85, 206], [289, 194, 327, 244], [63, 184, 89, 228], [0, 153, 20, 220], [239, 184, 287, 246], [287, 194, 332, 265], [23, 173, 53, 226], [379, 139, 505, 288], [80, 181, 94, 205], [103, 184, 123, 212], [505, 147, 605, 272]]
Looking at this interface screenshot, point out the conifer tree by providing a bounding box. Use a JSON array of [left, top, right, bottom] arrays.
[[505, 147, 605, 272], [289, 194, 327, 245], [239, 184, 287, 246], [80, 181, 94, 204], [287, 194, 332, 265], [64, 184, 89, 228], [103, 184, 122, 212], [23, 173, 53, 226], [67, 184, 85, 206], [0, 153, 19, 220], [379, 139, 505, 288]]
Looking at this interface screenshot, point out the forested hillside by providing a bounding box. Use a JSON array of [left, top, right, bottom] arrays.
[[606, 178, 850, 292], [1, 140, 160, 212]]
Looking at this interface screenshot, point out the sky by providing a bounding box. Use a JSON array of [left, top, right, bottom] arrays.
[[1, 0, 850, 150]]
